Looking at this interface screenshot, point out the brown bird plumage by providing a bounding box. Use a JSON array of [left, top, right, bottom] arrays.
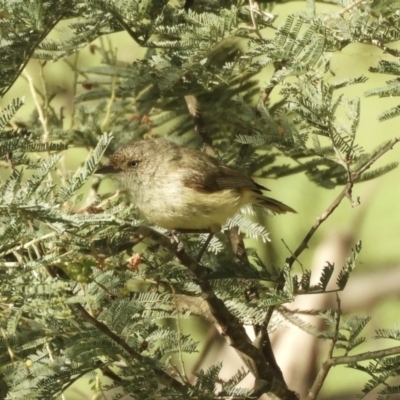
[[97, 138, 295, 231]]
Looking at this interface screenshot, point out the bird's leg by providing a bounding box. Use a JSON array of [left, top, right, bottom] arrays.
[[166, 229, 214, 262], [196, 232, 214, 262]]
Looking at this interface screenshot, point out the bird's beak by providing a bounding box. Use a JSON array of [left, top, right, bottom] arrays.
[[96, 165, 121, 175]]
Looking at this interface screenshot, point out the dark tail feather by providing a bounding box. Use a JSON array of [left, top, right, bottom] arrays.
[[256, 195, 296, 214]]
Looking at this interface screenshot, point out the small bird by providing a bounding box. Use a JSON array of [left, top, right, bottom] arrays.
[[97, 138, 295, 232]]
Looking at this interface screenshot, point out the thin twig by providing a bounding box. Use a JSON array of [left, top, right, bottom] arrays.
[[1, 328, 19, 362], [248, 0, 263, 39], [338, 0, 365, 16], [167, 357, 187, 384], [188, 327, 220, 382], [329, 294, 341, 359], [106, 7, 146, 45], [0, 232, 56, 258], [5, 153, 14, 172], [287, 136, 400, 268], [101, 47, 118, 132], [24, 69, 50, 141], [67, 52, 80, 130], [331, 345, 400, 364], [352, 138, 400, 179], [0, 262, 20, 268], [97, 189, 123, 209], [38, 61, 50, 143], [307, 345, 400, 400], [170, 284, 189, 383], [227, 226, 252, 269], [368, 39, 400, 57], [281, 238, 303, 271], [74, 303, 187, 391]]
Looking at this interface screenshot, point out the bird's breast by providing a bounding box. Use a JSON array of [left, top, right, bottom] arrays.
[[138, 181, 244, 230]]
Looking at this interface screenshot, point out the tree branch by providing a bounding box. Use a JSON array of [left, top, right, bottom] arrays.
[[74, 303, 186, 392], [123, 225, 297, 400], [263, 137, 400, 331], [307, 344, 400, 400], [287, 136, 400, 268]]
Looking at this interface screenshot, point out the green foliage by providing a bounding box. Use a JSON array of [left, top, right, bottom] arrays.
[[337, 240, 362, 290], [367, 60, 400, 121], [289, 240, 361, 295], [350, 356, 400, 399], [0, 0, 399, 399], [375, 326, 400, 341], [279, 308, 339, 340], [337, 314, 371, 353]]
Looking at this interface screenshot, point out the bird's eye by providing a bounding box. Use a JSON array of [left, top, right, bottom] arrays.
[[128, 161, 139, 168]]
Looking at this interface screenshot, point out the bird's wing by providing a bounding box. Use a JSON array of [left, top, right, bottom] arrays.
[[182, 159, 269, 194], [216, 165, 270, 192]]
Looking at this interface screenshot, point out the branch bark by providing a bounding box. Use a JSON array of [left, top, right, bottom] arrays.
[[122, 224, 298, 400]]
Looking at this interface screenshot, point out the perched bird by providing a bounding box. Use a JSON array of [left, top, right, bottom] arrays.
[[97, 138, 295, 232]]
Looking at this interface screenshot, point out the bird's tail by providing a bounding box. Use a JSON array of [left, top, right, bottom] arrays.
[[256, 194, 296, 214]]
